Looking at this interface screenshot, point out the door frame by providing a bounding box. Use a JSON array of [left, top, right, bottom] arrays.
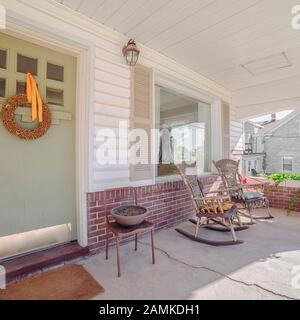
[[2, 18, 95, 247]]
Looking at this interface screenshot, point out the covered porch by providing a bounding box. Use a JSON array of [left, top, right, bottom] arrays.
[[0, 0, 300, 302]]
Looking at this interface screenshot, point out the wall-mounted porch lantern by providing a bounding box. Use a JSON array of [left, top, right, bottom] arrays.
[[122, 39, 140, 66]]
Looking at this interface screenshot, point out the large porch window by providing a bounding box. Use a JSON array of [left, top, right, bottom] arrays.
[[156, 86, 211, 177]]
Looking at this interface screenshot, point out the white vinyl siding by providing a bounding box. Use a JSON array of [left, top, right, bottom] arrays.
[[230, 104, 244, 153], [93, 45, 131, 189]]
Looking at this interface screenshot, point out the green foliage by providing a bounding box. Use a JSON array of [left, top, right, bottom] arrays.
[[267, 174, 300, 184]]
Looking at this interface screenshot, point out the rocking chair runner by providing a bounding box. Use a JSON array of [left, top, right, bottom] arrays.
[[175, 164, 247, 246], [213, 159, 274, 224]]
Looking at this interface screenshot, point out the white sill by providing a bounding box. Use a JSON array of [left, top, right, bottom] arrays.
[[155, 172, 215, 184]]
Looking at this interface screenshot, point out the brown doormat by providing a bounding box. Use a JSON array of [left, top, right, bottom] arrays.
[[0, 264, 104, 300]]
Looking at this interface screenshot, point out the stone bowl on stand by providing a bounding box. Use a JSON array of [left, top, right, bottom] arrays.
[[111, 205, 148, 227]]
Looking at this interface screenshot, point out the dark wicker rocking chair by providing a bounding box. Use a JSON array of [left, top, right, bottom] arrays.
[[175, 164, 248, 246], [213, 159, 274, 224]]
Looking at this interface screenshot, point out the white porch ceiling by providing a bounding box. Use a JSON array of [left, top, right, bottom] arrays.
[[54, 0, 300, 93]]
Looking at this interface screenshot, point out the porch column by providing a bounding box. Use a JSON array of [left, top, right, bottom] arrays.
[[211, 100, 224, 163]]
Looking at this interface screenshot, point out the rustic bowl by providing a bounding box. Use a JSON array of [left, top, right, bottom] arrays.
[[111, 205, 148, 227]]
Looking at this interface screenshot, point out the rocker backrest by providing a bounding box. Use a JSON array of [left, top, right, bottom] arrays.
[[175, 164, 205, 212], [213, 159, 242, 189]]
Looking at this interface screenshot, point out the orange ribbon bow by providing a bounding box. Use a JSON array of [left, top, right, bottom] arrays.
[[26, 73, 43, 122]]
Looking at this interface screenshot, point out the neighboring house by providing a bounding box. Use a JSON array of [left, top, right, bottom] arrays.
[[242, 112, 300, 175], [242, 121, 265, 176], [259, 112, 300, 175]]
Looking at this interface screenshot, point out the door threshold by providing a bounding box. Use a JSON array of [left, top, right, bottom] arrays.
[[0, 241, 71, 263], [1, 241, 89, 285]]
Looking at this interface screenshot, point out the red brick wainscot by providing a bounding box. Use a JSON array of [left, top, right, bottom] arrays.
[[264, 185, 300, 212], [86, 175, 220, 255]]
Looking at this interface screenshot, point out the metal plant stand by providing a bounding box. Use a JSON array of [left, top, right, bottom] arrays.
[[103, 188, 155, 277]]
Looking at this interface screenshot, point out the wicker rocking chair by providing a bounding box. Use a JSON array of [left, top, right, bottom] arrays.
[[213, 159, 274, 224], [175, 164, 247, 246]]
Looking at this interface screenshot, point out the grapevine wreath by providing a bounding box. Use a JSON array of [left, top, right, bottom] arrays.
[[1, 93, 52, 140]]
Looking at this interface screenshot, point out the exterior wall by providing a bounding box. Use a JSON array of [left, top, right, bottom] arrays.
[[4, 0, 235, 193], [230, 104, 243, 163], [264, 113, 300, 174], [242, 154, 265, 176], [242, 121, 264, 175], [3, 0, 243, 249], [2, 0, 231, 192], [256, 136, 264, 153], [244, 121, 256, 136], [87, 175, 220, 255], [244, 122, 254, 152], [243, 121, 264, 153]]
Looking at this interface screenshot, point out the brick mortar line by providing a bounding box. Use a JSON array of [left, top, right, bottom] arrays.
[[138, 240, 298, 300]]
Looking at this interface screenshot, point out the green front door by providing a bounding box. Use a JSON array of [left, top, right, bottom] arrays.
[[0, 33, 77, 258]]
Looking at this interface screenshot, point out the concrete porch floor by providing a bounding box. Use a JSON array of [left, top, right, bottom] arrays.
[[82, 208, 300, 300]]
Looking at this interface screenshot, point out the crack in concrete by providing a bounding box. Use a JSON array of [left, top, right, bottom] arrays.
[[138, 240, 298, 300]]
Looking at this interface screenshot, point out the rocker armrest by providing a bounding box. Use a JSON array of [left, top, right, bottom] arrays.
[[205, 187, 236, 194], [192, 195, 229, 202], [217, 184, 266, 191], [241, 182, 269, 188]]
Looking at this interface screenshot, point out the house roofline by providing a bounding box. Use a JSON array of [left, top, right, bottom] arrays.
[[257, 111, 300, 136], [245, 120, 264, 128]]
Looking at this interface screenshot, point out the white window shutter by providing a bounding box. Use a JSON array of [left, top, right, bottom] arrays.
[[130, 64, 154, 181]]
